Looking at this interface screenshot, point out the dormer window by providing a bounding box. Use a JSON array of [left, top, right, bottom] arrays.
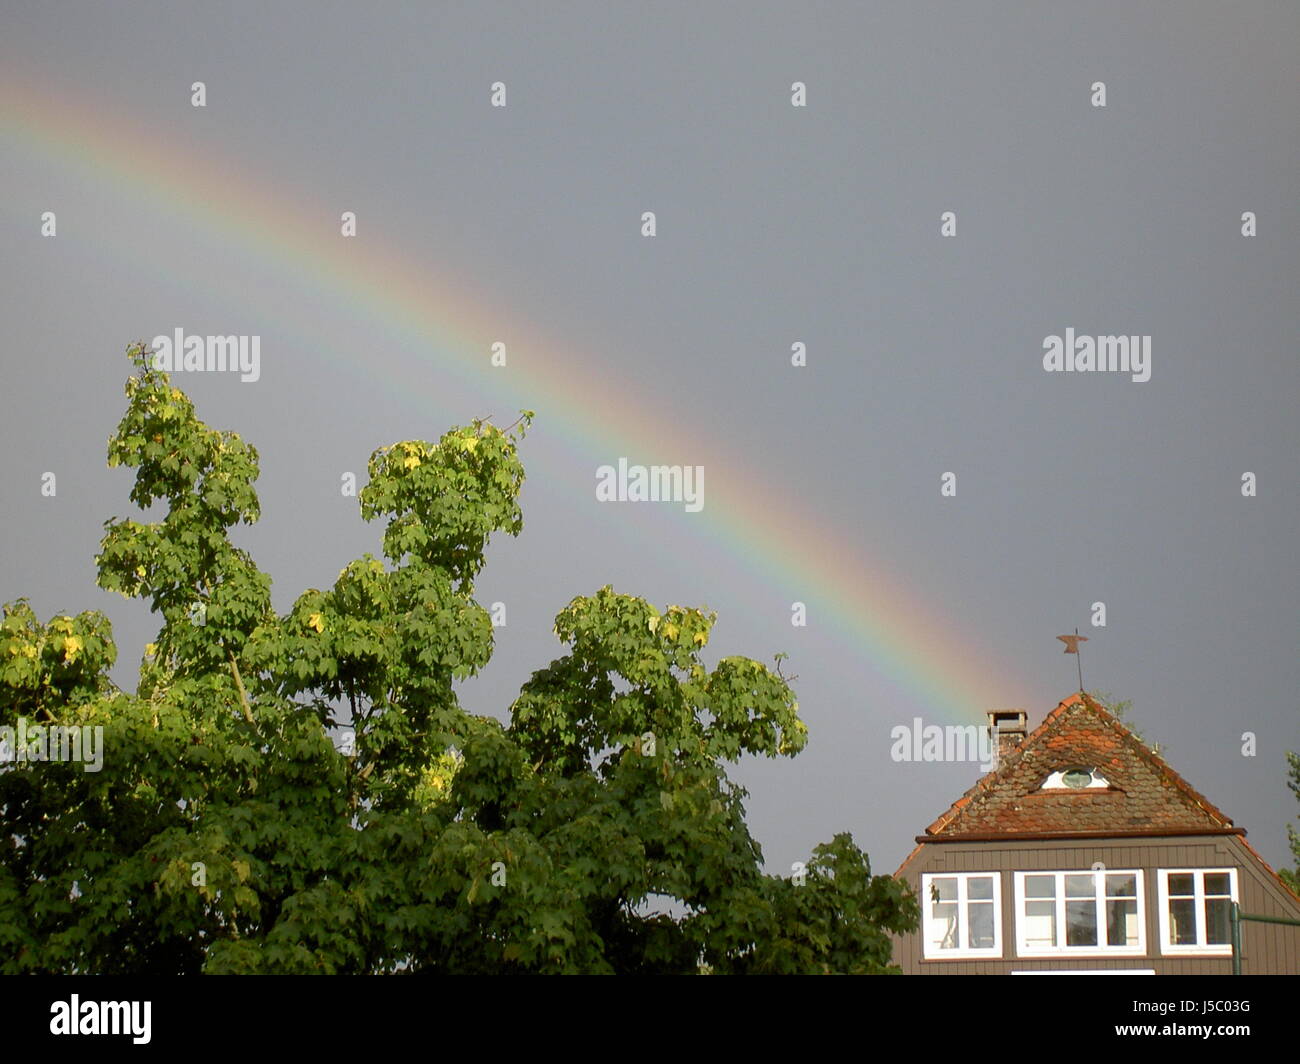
[[1041, 766, 1110, 790]]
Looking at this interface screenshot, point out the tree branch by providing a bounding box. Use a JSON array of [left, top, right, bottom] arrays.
[[227, 650, 254, 724]]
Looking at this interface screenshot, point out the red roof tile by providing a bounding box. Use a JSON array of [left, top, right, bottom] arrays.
[[923, 693, 1234, 838]]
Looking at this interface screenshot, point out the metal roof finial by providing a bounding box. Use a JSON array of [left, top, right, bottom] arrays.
[[1057, 628, 1087, 691]]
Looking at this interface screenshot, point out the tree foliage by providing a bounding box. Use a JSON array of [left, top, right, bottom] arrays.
[[1281, 751, 1300, 896], [0, 344, 917, 973], [1089, 690, 1152, 748]]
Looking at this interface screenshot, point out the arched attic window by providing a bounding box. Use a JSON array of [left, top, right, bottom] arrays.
[[1040, 766, 1112, 790]]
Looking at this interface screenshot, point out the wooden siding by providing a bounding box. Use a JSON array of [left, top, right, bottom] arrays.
[[892, 835, 1300, 975]]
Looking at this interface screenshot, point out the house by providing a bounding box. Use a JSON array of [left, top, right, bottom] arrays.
[[892, 693, 1300, 974]]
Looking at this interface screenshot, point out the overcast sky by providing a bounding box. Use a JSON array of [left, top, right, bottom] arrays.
[[2, 1, 1297, 876]]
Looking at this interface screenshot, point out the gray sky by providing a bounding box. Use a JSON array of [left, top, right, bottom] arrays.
[[2, 1, 1297, 877]]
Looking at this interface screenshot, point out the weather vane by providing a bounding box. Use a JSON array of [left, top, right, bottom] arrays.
[[1057, 628, 1087, 691]]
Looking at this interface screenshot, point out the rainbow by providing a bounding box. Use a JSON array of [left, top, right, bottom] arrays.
[[1, 69, 1027, 723]]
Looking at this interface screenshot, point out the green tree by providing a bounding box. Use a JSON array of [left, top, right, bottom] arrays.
[[0, 343, 917, 974], [1281, 751, 1300, 895], [1089, 691, 1155, 749]]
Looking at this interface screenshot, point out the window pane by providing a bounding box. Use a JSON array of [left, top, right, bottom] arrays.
[[967, 876, 994, 900], [929, 902, 960, 950], [1106, 874, 1137, 898], [1169, 898, 1197, 945], [1204, 873, 1231, 897], [1025, 875, 1055, 899], [1107, 898, 1138, 946], [1066, 900, 1098, 946], [1024, 900, 1056, 948], [1065, 874, 1095, 898], [969, 901, 995, 949], [930, 877, 957, 902], [1167, 873, 1195, 896], [1206, 898, 1232, 945]]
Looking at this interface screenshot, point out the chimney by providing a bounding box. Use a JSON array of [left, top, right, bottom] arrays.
[[987, 710, 1028, 766]]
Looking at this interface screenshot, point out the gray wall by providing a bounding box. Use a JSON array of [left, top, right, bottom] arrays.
[[894, 834, 1300, 974]]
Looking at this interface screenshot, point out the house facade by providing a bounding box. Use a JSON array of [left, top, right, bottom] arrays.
[[893, 693, 1300, 974]]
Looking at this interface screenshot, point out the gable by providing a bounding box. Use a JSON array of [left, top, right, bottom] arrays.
[[924, 693, 1234, 838]]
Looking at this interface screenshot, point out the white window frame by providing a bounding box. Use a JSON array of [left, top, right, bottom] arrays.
[[1012, 869, 1146, 958], [1156, 868, 1239, 955], [1012, 969, 1155, 976], [920, 872, 1003, 959]]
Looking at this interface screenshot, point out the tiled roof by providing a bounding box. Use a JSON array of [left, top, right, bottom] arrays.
[[923, 693, 1235, 838]]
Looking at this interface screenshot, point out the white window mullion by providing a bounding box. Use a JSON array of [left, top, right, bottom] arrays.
[[1193, 874, 1206, 947], [956, 875, 968, 950], [995, 877, 1003, 952], [1094, 871, 1105, 946]]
